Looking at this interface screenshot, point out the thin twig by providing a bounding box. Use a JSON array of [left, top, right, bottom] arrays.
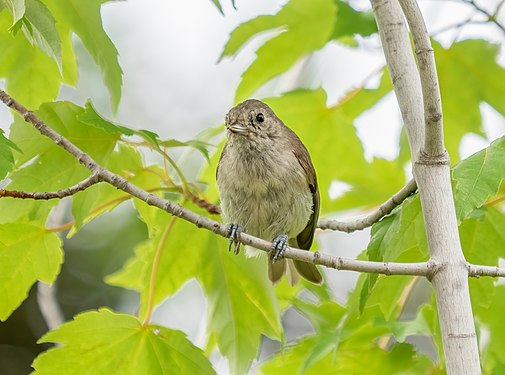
[[0, 173, 101, 199], [318, 179, 417, 232], [463, 0, 505, 34], [468, 263, 505, 278]]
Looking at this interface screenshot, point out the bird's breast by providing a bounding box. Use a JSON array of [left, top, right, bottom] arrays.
[[217, 144, 313, 241]]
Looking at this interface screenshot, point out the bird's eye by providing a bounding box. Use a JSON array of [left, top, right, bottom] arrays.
[[256, 113, 264, 123]]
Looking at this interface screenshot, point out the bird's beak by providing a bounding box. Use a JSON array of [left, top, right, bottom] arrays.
[[226, 123, 248, 135]]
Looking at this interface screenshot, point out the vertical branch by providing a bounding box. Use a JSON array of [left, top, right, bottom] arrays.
[[399, 0, 445, 156], [370, 0, 481, 374]]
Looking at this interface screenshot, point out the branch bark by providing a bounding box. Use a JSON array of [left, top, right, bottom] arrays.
[[371, 0, 481, 373], [0, 173, 101, 199], [318, 179, 417, 232]]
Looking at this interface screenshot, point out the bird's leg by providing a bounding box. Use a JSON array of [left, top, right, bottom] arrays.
[[271, 234, 288, 263], [226, 224, 242, 255]]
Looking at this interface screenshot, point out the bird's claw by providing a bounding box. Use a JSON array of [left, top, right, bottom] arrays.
[[226, 224, 242, 255], [271, 234, 288, 263]]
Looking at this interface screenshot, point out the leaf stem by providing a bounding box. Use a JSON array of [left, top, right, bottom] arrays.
[[142, 215, 178, 326]]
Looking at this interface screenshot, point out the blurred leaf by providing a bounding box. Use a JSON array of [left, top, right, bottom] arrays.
[[209, 0, 223, 14], [293, 299, 345, 333], [260, 334, 432, 374], [373, 312, 431, 343], [43, 0, 123, 112], [106, 201, 207, 320], [158, 139, 212, 162], [198, 236, 282, 375], [1, 0, 25, 24], [452, 136, 505, 222], [33, 309, 215, 374], [330, 0, 377, 43], [0, 11, 60, 108], [436, 40, 505, 162], [17, 0, 61, 69], [0, 127, 20, 179], [476, 286, 505, 366], [461, 208, 505, 308], [109, 200, 282, 375], [222, 0, 336, 102], [0, 223, 62, 321], [359, 196, 427, 313]]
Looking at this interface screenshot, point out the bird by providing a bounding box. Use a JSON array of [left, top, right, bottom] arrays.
[[216, 99, 322, 285]]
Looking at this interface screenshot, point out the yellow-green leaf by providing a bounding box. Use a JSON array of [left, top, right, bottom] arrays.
[[0, 223, 63, 321], [33, 309, 215, 375]]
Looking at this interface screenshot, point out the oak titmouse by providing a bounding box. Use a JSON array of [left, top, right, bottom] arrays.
[[217, 99, 322, 284]]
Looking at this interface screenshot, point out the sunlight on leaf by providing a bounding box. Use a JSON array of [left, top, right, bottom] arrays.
[[0, 223, 62, 321], [32, 309, 215, 375]]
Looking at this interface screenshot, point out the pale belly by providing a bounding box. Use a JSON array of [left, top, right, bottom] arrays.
[[218, 150, 313, 243]]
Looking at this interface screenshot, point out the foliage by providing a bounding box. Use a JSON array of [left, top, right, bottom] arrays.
[[0, 0, 504, 374]]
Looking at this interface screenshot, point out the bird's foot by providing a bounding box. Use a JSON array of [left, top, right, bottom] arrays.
[[271, 234, 288, 263], [226, 224, 242, 255]]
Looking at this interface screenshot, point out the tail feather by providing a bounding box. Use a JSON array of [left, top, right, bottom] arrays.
[[293, 259, 322, 284]]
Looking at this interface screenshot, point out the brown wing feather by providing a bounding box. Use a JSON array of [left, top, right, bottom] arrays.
[[290, 137, 319, 250], [291, 132, 322, 284]]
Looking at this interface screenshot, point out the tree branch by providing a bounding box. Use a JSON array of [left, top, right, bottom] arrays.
[[468, 263, 505, 278], [0, 173, 101, 199], [318, 179, 417, 232], [400, 0, 445, 157]]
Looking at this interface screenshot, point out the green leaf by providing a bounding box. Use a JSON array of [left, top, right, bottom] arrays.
[[460, 208, 505, 308], [452, 136, 505, 222], [70, 145, 163, 233], [198, 235, 282, 375], [43, 0, 123, 112], [159, 139, 213, 162], [109, 201, 282, 374], [261, 335, 432, 374], [209, 0, 223, 14], [18, 0, 61, 69], [0, 223, 63, 321], [1, 0, 25, 24], [78, 100, 134, 136], [106, 201, 207, 320], [358, 196, 427, 313], [436, 40, 505, 162], [0, 11, 61, 108], [373, 313, 431, 343], [0, 127, 21, 179], [0, 101, 119, 223], [477, 286, 505, 366], [222, 0, 336, 101], [33, 309, 215, 375], [330, 1, 377, 43]]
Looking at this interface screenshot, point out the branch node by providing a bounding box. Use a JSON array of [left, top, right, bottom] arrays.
[[415, 47, 434, 55], [416, 150, 450, 166], [23, 110, 33, 121], [426, 259, 442, 281]]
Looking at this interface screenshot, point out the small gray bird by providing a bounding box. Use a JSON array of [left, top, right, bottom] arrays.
[[217, 99, 322, 284]]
